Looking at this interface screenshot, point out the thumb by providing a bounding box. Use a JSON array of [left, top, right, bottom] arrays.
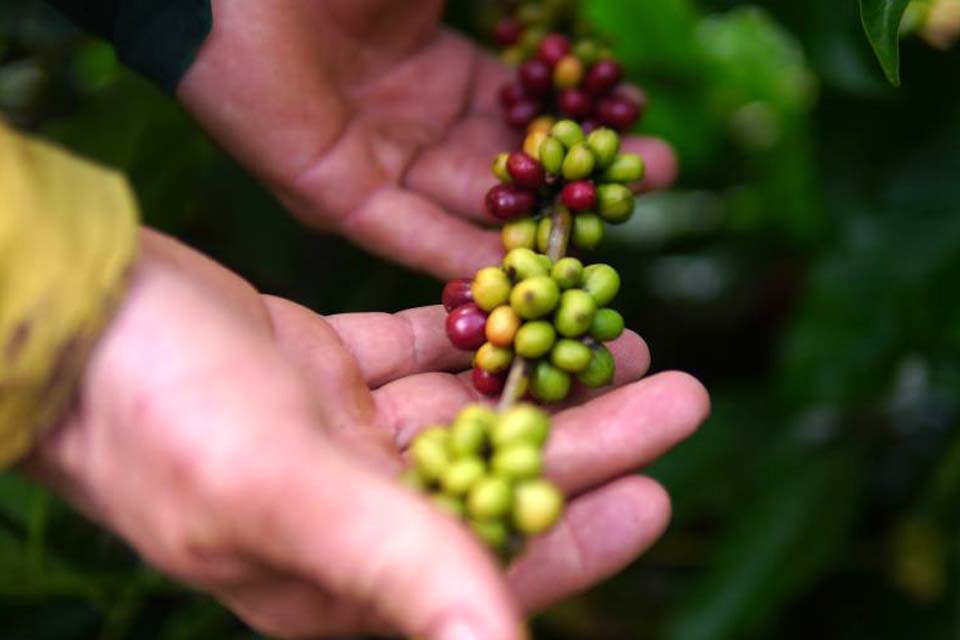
[[244, 436, 524, 640]]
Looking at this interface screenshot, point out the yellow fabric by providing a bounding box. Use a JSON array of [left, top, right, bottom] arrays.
[[0, 121, 139, 467]]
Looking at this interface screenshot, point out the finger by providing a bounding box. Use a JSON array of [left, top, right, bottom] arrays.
[[470, 48, 515, 117], [241, 438, 523, 640], [326, 305, 472, 388], [508, 475, 671, 612], [621, 136, 679, 192]]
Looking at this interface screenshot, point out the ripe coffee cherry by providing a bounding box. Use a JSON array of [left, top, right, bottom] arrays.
[[504, 247, 548, 280], [513, 479, 564, 535], [506, 152, 546, 188], [553, 55, 584, 89], [596, 183, 635, 223], [561, 180, 597, 211], [493, 17, 523, 47], [446, 303, 488, 350], [582, 264, 621, 306], [554, 289, 598, 337], [559, 88, 592, 119], [506, 98, 541, 130], [602, 153, 645, 183], [514, 320, 556, 358], [572, 213, 604, 250], [472, 266, 511, 311], [538, 136, 565, 174], [578, 344, 615, 388], [441, 457, 487, 496], [494, 404, 551, 447], [472, 365, 507, 396], [492, 152, 511, 183], [584, 60, 623, 96], [530, 360, 571, 403], [510, 276, 560, 319], [519, 59, 552, 97], [590, 308, 625, 342], [537, 33, 571, 67], [502, 217, 537, 251], [485, 184, 536, 220], [486, 305, 522, 347], [442, 278, 474, 311], [596, 95, 641, 131], [551, 257, 584, 289], [586, 127, 620, 168], [468, 475, 513, 520], [499, 83, 524, 108], [550, 338, 593, 373], [475, 342, 513, 373], [561, 143, 597, 180], [492, 442, 542, 480]]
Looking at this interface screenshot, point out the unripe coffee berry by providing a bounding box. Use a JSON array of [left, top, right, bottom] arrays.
[[513, 479, 564, 535], [528, 115, 556, 135], [584, 59, 623, 96], [538, 136, 566, 174], [472, 366, 506, 396], [561, 143, 597, 180], [536, 217, 552, 253], [551, 257, 584, 289], [551, 119, 585, 148], [602, 153, 645, 183], [493, 17, 522, 47], [537, 33, 571, 67], [502, 217, 537, 251], [501, 46, 525, 67], [506, 99, 540, 129], [582, 264, 621, 306], [561, 180, 597, 211], [507, 152, 546, 188], [472, 267, 512, 311], [470, 519, 509, 551], [442, 278, 473, 311], [510, 275, 560, 319], [446, 303, 487, 350], [441, 457, 487, 496], [399, 467, 427, 491], [492, 152, 512, 183], [590, 308, 625, 341], [597, 95, 641, 131], [519, 59, 552, 97], [486, 305, 522, 347], [433, 494, 465, 518], [522, 130, 548, 159], [514, 320, 556, 358], [573, 39, 600, 67], [572, 213, 604, 250], [411, 436, 451, 482], [475, 342, 513, 373], [450, 407, 494, 457], [492, 442, 543, 481], [504, 247, 549, 281], [468, 476, 513, 520], [537, 253, 554, 271], [550, 338, 593, 373], [553, 55, 584, 89], [559, 88, 592, 119], [530, 359, 571, 403], [578, 344, 615, 388], [596, 183, 635, 223], [494, 404, 550, 447], [586, 127, 620, 168], [554, 289, 598, 337], [486, 184, 536, 220]]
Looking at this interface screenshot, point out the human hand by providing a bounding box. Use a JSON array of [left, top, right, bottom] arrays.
[[22, 230, 707, 639], [177, 0, 678, 280]]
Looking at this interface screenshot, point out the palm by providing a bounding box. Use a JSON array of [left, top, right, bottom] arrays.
[[179, 0, 677, 279]]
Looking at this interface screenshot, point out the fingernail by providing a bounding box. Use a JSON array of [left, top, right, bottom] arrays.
[[435, 618, 482, 640]]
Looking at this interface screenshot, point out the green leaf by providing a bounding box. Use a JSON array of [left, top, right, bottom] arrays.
[[859, 0, 911, 85]]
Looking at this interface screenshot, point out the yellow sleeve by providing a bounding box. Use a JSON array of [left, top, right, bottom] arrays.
[[0, 121, 139, 467]]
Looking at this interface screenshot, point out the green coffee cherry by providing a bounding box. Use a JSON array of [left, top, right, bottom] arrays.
[[503, 247, 548, 281], [502, 218, 537, 251], [472, 267, 511, 311], [537, 253, 554, 271], [492, 152, 511, 183], [399, 468, 427, 491], [582, 264, 620, 306], [510, 276, 560, 319], [441, 457, 487, 496], [514, 320, 556, 358], [470, 519, 510, 551], [573, 39, 600, 67], [572, 213, 604, 250], [530, 360, 572, 403], [596, 183, 635, 224], [493, 404, 550, 447], [590, 308, 625, 342], [551, 257, 584, 290], [475, 342, 513, 373], [554, 289, 598, 337], [550, 338, 593, 373], [450, 409, 491, 457], [433, 494, 466, 519], [411, 435, 450, 482], [586, 128, 620, 168], [416, 425, 450, 445], [492, 442, 543, 481], [578, 344, 615, 388], [536, 216, 552, 253], [602, 153, 645, 183], [538, 136, 566, 174], [551, 119, 585, 148], [513, 479, 564, 535], [561, 143, 596, 181], [468, 476, 513, 520]]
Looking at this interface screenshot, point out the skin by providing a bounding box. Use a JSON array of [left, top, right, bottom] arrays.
[[178, 0, 678, 280]]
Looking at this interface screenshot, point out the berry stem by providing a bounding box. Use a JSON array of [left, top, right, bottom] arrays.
[[546, 199, 572, 262], [497, 355, 531, 412]]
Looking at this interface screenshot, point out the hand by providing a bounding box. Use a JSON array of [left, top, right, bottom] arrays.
[[177, 0, 678, 280], [22, 231, 707, 639]]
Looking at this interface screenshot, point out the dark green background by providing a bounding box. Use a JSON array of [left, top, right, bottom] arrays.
[[2, 0, 959, 638]]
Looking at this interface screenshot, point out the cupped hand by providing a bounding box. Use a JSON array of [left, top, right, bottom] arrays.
[[177, 0, 678, 280], [23, 231, 707, 639]]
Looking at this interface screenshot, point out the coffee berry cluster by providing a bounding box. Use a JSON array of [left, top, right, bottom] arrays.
[[444, 250, 622, 403], [401, 403, 564, 556]]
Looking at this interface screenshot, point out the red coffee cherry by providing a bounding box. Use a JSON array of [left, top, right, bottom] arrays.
[[596, 95, 642, 131], [485, 184, 537, 220], [472, 366, 507, 396], [499, 82, 524, 108], [537, 33, 571, 67], [584, 60, 623, 96], [519, 59, 552, 97], [559, 88, 592, 119], [561, 180, 598, 211], [446, 304, 488, 350], [505, 99, 541, 130], [506, 152, 546, 188], [494, 18, 523, 47], [442, 279, 474, 312]]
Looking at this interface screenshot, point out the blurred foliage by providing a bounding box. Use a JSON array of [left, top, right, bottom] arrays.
[[2, 0, 960, 638]]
